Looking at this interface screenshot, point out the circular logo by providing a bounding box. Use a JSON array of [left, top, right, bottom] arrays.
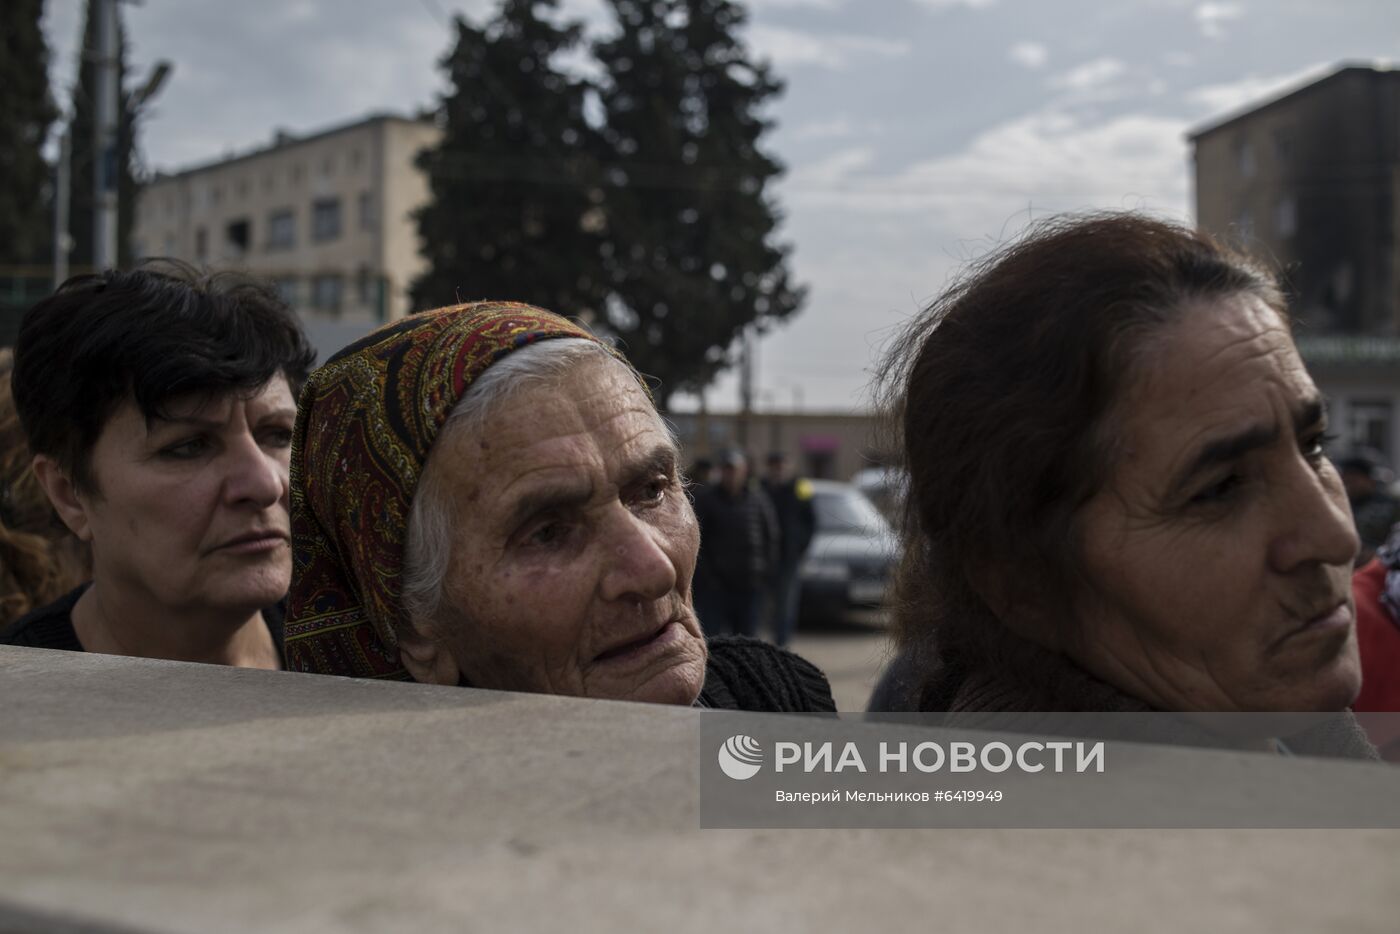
[[718, 734, 764, 780]]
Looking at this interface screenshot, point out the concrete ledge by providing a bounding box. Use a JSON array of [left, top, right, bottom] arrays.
[[2, 646, 1398, 933]]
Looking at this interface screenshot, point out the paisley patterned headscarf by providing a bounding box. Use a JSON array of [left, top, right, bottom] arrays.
[[284, 302, 603, 678]]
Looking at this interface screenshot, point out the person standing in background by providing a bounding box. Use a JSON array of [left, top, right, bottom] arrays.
[[762, 451, 815, 647], [692, 450, 778, 638], [1339, 452, 1400, 566]]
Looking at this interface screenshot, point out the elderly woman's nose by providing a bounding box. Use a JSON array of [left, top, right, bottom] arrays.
[[600, 511, 678, 603], [223, 438, 287, 509], [1266, 462, 1360, 573]]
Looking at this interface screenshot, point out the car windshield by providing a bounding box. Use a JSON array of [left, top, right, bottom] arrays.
[[813, 488, 889, 535]]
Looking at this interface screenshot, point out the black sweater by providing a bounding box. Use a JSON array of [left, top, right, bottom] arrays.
[[697, 635, 836, 713], [0, 585, 286, 653]]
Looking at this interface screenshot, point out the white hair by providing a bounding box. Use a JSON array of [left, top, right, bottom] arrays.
[[400, 338, 670, 632]]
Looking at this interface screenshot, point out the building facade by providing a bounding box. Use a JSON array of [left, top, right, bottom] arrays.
[[669, 409, 889, 482], [1190, 64, 1400, 461], [133, 113, 441, 327]]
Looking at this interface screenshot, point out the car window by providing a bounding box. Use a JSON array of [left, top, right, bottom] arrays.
[[813, 488, 889, 535]]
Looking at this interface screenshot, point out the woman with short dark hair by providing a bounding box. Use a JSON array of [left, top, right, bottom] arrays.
[[2, 262, 315, 668], [872, 213, 1368, 732]]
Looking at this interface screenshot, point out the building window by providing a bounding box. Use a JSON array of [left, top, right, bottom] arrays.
[[267, 209, 296, 251], [312, 197, 342, 242], [321, 155, 335, 177], [358, 190, 375, 232], [1272, 128, 1294, 163], [350, 148, 364, 170], [274, 277, 300, 308], [1236, 140, 1256, 178], [1235, 206, 1253, 240], [226, 218, 251, 254], [1273, 195, 1296, 238], [1350, 401, 1393, 461], [356, 264, 373, 305], [195, 227, 207, 260], [311, 274, 343, 315]]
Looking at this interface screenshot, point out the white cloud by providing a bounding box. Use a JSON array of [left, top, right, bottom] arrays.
[[1049, 57, 1128, 91], [747, 24, 910, 69], [909, 0, 998, 10], [1162, 50, 1196, 67], [1184, 62, 1332, 118], [1008, 41, 1048, 69], [789, 116, 857, 141], [783, 105, 1191, 236], [1194, 1, 1243, 40], [747, 0, 847, 8]]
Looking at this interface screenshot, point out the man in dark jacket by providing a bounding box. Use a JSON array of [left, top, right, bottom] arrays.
[[692, 450, 778, 638], [762, 451, 816, 646], [1340, 451, 1400, 566]]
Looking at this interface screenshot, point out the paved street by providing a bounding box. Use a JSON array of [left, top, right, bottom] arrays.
[[789, 611, 895, 712]]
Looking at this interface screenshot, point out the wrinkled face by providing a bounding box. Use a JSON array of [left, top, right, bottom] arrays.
[[76, 378, 296, 615], [423, 357, 707, 704], [1069, 294, 1361, 712]]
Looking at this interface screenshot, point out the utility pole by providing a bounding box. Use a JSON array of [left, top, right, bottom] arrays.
[[737, 325, 755, 450], [93, 0, 120, 270], [53, 128, 72, 288]]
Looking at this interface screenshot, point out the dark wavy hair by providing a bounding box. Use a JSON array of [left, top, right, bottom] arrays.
[[876, 212, 1286, 706], [0, 349, 89, 625], [11, 260, 316, 494]]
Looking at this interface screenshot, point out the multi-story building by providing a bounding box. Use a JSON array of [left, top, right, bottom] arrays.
[[134, 112, 441, 329], [1190, 63, 1400, 461]]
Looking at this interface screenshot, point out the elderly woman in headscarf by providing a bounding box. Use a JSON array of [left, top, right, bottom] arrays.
[[285, 302, 834, 711]]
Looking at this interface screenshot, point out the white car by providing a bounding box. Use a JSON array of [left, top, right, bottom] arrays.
[[798, 480, 898, 625]]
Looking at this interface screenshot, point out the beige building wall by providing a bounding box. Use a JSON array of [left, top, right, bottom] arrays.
[[669, 410, 890, 481], [380, 119, 442, 320], [133, 113, 441, 327]]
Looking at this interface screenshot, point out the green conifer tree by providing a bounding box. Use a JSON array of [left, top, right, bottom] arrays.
[[593, 0, 804, 405], [413, 0, 603, 318], [0, 0, 58, 268]]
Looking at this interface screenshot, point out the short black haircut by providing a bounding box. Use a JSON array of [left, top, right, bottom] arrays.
[[11, 260, 316, 493]]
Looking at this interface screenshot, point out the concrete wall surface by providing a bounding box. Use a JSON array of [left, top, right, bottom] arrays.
[[1, 646, 1398, 933]]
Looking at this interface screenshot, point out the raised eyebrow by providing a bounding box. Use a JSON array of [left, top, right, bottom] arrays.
[[619, 443, 679, 489], [1168, 422, 1279, 500], [503, 484, 593, 534], [1295, 396, 1326, 432]]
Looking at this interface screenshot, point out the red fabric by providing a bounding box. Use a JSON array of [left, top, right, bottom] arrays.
[[1353, 559, 1400, 712], [1351, 560, 1400, 759]]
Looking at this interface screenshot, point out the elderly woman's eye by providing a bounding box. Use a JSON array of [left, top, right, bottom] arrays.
[[262, 427, 294, 449], [1191, 473, 1242, 505], [527, 521, 568, 547]]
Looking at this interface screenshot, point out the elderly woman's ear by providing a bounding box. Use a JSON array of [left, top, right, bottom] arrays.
[[395, 618, 461, 686]]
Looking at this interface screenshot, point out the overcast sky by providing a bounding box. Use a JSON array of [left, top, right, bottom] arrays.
[[41, 0, 1400, 411]]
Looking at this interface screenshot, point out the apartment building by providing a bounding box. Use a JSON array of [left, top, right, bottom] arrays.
[[134, 112, 441, 326], [1190, 63, 1400, 461]]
